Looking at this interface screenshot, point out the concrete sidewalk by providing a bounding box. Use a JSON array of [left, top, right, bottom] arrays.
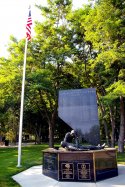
[[12, 165, 125, 187]]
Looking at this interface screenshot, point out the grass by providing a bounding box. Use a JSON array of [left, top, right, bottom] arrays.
[[0, 144, 125, 187], [0, 144, 49, 187], [117, 152, 125, 165]]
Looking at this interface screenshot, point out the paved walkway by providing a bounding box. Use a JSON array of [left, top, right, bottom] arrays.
[[12, 165, 125, 187]]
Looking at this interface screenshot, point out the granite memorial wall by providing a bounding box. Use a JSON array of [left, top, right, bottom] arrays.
[[58, 88, 100, 145]]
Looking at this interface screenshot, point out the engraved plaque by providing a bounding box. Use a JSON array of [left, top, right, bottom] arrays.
[[95, 150, 117, 170], [77, 163, 91, 180], [59, 152, 93, 161], [61, 163, 74, 179], [43, 153, 57, 171]]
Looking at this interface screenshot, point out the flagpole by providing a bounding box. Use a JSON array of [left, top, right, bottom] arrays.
[[17, 38, 28, 167]]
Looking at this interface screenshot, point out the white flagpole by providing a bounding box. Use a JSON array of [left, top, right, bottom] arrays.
[[17, 38, 28, 167]]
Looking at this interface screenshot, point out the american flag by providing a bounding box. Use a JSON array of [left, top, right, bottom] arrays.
[[26, 7, 32, 41]]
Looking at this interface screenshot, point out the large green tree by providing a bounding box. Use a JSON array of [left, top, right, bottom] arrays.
[[83, 0, 125, 151], [33, 0, 75, 147]]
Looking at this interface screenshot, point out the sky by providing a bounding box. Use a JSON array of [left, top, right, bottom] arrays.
[[0, 0, 88, 57]]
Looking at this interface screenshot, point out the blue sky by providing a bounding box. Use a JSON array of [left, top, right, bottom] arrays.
[[0, 0, 88, 57]]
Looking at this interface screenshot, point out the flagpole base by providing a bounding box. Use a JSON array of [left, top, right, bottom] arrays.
[[17, 164, 22, 168]]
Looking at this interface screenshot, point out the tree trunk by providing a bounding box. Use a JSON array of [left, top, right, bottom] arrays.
[[49, 121, 54, 148], [109, 107, 115, 147], [118, 96, 125, 153], [49, 108, 57, 148], [97, 94, 110, 146], [101, 107, 110, 146], [35, 122, 42, 144]]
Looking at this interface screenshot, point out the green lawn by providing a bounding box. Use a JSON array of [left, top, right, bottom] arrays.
[[117, 152, 125, 165], [0, 144, 49, 187], [0, 144, 125, 187]]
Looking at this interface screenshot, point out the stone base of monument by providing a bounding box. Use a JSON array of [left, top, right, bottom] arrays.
[[42, 148, 118, 182]]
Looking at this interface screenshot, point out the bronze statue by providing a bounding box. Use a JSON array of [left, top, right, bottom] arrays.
[[61, 130, 105, 151]]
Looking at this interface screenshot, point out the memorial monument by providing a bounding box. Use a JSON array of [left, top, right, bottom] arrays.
[[42, 88, 118, 182]]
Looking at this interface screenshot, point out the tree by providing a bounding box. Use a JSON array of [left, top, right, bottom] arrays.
[[34, 0, 74, 147], [84, 0, 125, 151]]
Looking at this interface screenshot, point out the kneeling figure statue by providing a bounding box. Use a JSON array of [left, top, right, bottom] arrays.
[[61, 130, 105, 151]]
